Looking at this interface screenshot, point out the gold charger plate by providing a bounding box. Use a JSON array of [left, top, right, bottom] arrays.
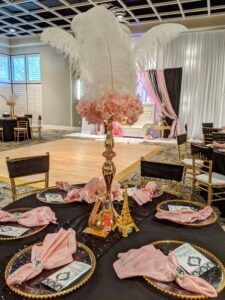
[[0, 208, 48, 241], [5, 242, 96, 299], [144, 240, 225, 300], [36, 184, 84, 205], [156, 200, 218, 227]]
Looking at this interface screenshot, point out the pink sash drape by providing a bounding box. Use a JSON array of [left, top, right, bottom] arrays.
[[140, 70, 180, 138], [156, 69, 180, 138]]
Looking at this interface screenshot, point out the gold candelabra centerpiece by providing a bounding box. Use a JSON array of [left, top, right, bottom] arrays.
[[83, 119, 118, 238], [83, 120, 138, 238]]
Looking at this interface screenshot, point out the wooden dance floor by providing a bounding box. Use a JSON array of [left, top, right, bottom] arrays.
[[0, 138, 161, 185]]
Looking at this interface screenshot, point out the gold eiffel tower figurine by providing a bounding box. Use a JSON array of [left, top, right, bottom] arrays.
[[114, 184, 139, 238]]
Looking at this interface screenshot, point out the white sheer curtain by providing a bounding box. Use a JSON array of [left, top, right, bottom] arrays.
[[155, 30, 225, 139]]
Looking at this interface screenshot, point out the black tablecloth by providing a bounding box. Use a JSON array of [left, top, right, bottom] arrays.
[[0, 118, 31, 142], [1, 193, 225, 299], [213, 149, 225, 175]]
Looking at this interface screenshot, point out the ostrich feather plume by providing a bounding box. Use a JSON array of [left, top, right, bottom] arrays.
[[71, 6, 136, 99], [41, 28, 79, 72], [134, 23, 187, 70]]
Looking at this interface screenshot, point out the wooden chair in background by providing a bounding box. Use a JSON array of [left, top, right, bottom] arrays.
[[190, 144, 225, 205], [140, 158, 184, 195], [177, 134, 203, 183], [6, 152, 50, 201], [14, 119, 29, 142]]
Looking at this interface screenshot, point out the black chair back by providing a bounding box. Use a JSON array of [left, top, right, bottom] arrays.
[[7, 153, 49, 178], [141, 160, 184, 182], [177, 133, 187, 146], [202, 126, 214, 145], [202, 123, 214, 128]]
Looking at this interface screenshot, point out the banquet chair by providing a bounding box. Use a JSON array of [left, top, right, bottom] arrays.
[[14, 119, 29, 142], [140, 158, 184, 195], [31, 116, 42, 139], [6, 153, 49, 202], [177, 133, 202, 183], [202, 126, 214, 145], [189, 144, 225, 205]]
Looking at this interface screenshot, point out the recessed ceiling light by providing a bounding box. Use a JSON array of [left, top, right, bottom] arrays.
[[117, 15, 124, 20], [9, 28, 16, 33]]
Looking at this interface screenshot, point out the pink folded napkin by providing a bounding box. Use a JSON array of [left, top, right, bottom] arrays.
[[58, 177, 123, 203], [113, 244, 217, 298], [0, 207, 57, 227], [155, 206, 213, 224], [7, 228, 76, 286], [56, 181, 71, 192], [132, 181, 156, 205]]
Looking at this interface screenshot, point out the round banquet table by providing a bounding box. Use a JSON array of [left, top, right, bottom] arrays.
[[212, 149, 225, 217], [213, 149, 225, 175], [0, 118, 31, 142], [0, 191, 225, 300]]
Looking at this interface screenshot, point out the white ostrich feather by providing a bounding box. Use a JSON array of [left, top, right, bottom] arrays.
[[41, 28, 79, 72], [134, 23, 187, 70], [71, 6, 136, 99]]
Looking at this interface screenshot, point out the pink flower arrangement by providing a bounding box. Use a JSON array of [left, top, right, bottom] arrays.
[[6, 101, 16, 107], [76, 91, 143, 125]]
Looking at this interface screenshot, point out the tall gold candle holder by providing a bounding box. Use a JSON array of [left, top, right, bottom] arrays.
[[83, 118, 118, 238]]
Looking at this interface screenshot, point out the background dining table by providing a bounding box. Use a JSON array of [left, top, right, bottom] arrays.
[[0, 117, 31, 142], [0, 190, 225, 300]]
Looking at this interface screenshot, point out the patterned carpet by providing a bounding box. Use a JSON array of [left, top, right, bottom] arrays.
[[0, 130, 224, 230]]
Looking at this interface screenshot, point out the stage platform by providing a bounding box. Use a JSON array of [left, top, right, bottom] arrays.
[[0, 138, 161, 185]]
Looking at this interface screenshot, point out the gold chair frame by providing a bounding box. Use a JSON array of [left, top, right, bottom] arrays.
[[177, 135, 192, 183], [190, 153, 225, 205]]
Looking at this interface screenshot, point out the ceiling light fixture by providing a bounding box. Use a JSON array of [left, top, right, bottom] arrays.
[[9, 28, 15, 33], [117, 15, 124, 20]]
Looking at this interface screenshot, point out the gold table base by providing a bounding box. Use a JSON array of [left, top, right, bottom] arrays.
[[83, 227, 109, 238]]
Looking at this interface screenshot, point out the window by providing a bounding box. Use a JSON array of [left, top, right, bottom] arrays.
[[0, 54, 10, 83], [26, 54, 41, 82], [12, 55, 26, 82], [11, 54, 41, 83]]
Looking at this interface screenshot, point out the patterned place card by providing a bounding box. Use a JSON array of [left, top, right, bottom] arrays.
[[45, 193, 64, 203], [121, 186, 138, 197], [168, 205, 196, 212], [0, 225, 29, 237], [171, 243, 215, 276], [42, 261, 92, 292]]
